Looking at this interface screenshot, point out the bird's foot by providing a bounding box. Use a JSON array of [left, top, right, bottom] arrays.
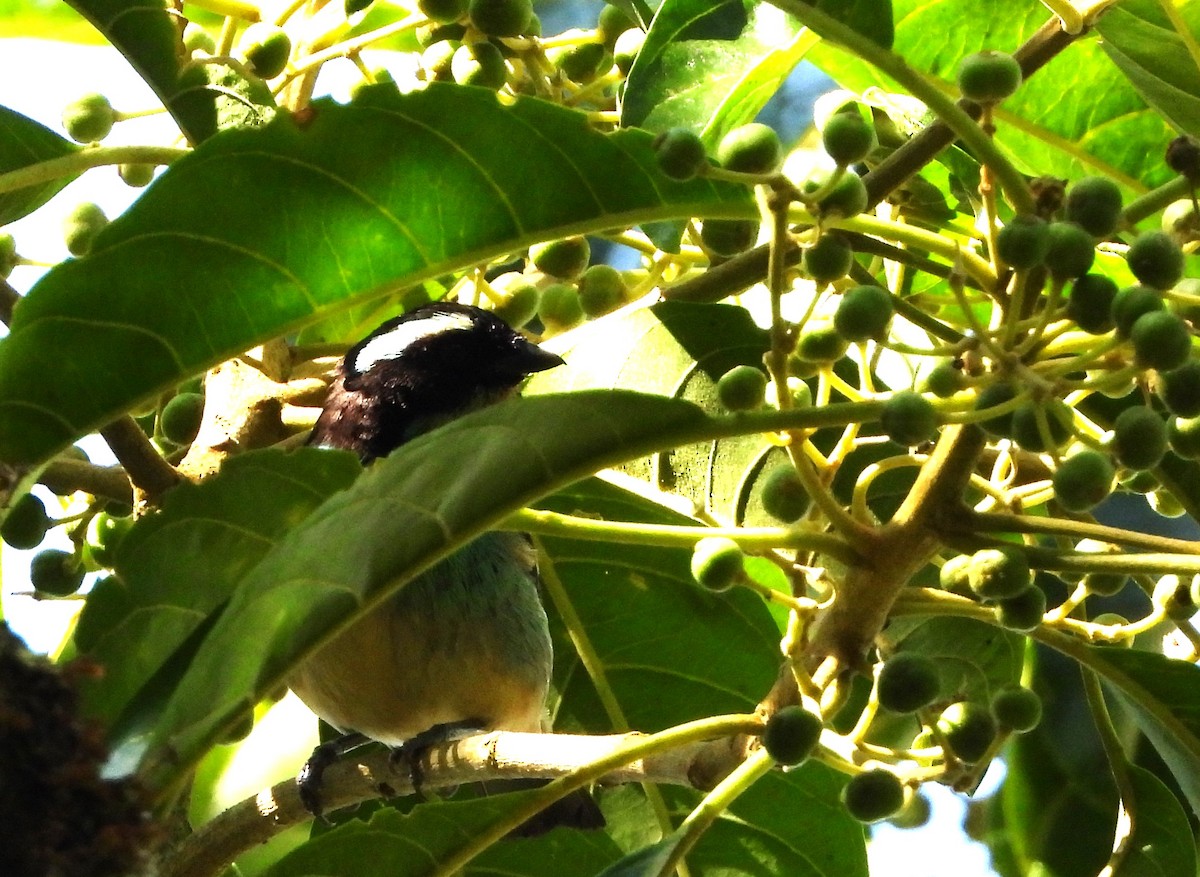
[[296, 732, 371, 818], [389, 718, 486, 799]]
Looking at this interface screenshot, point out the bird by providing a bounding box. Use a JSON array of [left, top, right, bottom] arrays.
[[288, 300, 603, 833]]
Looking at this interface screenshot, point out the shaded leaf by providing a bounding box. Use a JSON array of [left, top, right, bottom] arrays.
[[0, 85, 749, 467], [1116, 764, 1196, 877], [0, 104, 79, 224]]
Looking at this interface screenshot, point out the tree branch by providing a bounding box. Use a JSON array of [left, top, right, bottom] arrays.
[[99, 417, 182, 501]]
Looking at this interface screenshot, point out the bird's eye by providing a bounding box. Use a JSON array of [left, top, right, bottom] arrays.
[[350, 311, 476, 374]]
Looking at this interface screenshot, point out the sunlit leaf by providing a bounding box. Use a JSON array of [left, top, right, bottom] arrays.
[[0, 104, 79, 224]]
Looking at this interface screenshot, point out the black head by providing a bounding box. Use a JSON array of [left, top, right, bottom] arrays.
[[310, 302, 563, 462]]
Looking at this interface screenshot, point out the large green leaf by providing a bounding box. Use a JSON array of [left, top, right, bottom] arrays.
[[0, 85, 750, 468], [0, 104, 79, 224], [1096, 0, 1200, 137], [1117, 764, 1196, 877], [620, 0, 813, 145]]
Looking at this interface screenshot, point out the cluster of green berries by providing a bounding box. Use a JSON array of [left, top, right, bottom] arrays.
[[941, 546, 1046, 631]]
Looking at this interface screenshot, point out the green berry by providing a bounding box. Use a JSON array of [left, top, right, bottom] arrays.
[[996, 215, 1050, 269], [1067, 274, 1118, 335], [760, 464, 811, 523], [578, 264, 626, 316], [842, 769, 906, 823], [1, 493, 52, 550], [654, 128, 708, 181], [716, 123, 783, 174], [701, 219, 758, 257], [1052, 450, 1115, 512], [1149, 487, 1187, 518], [1110, 406, 1168, 470], [794, 320, 850, 364], [717, 365, 767, 412], [118, 163, 155, 188], [62, 93, 116, 143], [1044, 221, 1095, 280], [1130, 310, 1192, 372], [241, 23, 292, 79], [1169, 414, 1200, 459], [995, 585, 1046, 632], [974, 381, 1018, 437], [0, 233, 17, 279], [1083, 571, 1127, 597], [835, 286, 894, 342], [936, 701, 997, 763], [968, 546, 1031, 601], [690, 536, 745, 592], [922, 361, 966, 398], [1111, 285, 1165, 338], [762, 706, 823, 765], [990, 686, 1042, 734], [801, 233, 853, 284], [1119, 469, 1159, 494], [419, 0, 467, 23], [880, 390, 938, 446], [1155, 574, 1196, 620], [1065, 177, 1123, 238], [417, 20, 467, 47], [805, 170, 869, 219], [1158, 361, 1200, 417], [183, 23, 216, 54], [889, 792, 932, 829], [597, 3, 635, 49], [537, 283, 585, 333], [821, 111, 876, 166], [939, 554, 973, 594], [30, 548, 85, 597], [877, 653, 941, 714], [451, 41, 508, 89], [63, 202, 108, 257], [956, 50, 1022, 103], [468, 0, 533, 36], [1127, 231, 1185, 290], [1162, 198, 1200, 241], [530, 236, 589, 280], [1009, 400, 1072, 453], [613, 27, 645, 74], [87, 511, 135, 569], [160, 392, 205, 446], [489, 274, 540, 327], [556, 42, 608, 83]]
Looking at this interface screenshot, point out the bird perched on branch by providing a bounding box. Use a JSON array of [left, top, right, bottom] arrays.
[[289, 300, 602, 833]]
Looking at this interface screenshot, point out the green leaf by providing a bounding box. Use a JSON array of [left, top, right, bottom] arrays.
[[73, 448, 361, 730], [886, 616, 1023, 703], [805, 0, 893, 50], [0, 85, 749, 467], [0, 104, 79, 224], [1116, 764, 1197, 877], [138, 391, 718, 789], [1096, 0, 1200, 137], [621, 0, 812, 145]]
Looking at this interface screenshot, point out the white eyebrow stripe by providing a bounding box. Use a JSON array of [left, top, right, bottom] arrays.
[[352, 311, 476, 373]]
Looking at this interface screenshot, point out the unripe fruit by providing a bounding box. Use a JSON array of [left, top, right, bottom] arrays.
[[1067, 274, 1118, 335], [1, 493, 51, 550], [1169, 414, 1200, 459], [530, 236, 589, 279], [760, 464, 811, 523], [922, 361, 966, 398], [183, 23, 216, 54], [821, 111, 876, 166], [241, 23, 292, 79], [1130, 310, 1192, 372], [701, 219, 758, 257], [877, 653, 941, 714], [419, 0, 468, 24], [557, 42, 608, 83], [939, 554, 972, 594], [805, 170, 868, 218], [1155, 574, 1196, 621], [63, 202, 108, 256], [0, 232, 16, 279], [1065, 177, 1123, 238], [1111, 285, 1165, 338], [469, 0, 533, 36], [87, 511, 134, 569], [613, 27, 645, 74], [451, 41, 507, 89], [597, 4, 635, 49], [995, 584, 1046, 632], [30, 548, 85, 597], [794, 320, 850, 364], [537, 283, 585, 333], [968, 547, 1031, 601], [1158, 361, 1200, 417], [880, 390, 938, 446], [1149, 487, 1187, 518], [161, 392, 205, 445], [936, 701, 997, 764], [1044, 221, 1095, 280], [1109, 406, 1168, 470], [654, 128, 707, 181], [802, 233, 853, 284], [490, 274, 540, 327], [420, 40, 457, 80], [62, 93, 116, 143], [1162, 198, 1200, 241], [690, 536, 745, 592], [990, 686, 1042, 733], [1120, 469, 1159, 494], [889, 792, 932, 830], [417, 20, 467, 47], [835, 285, 894, 342], [841, 769, 906, 823], [1167, 134, 1200, 181], [1127, 231, 1185, 290], [996, 215, 1050, 269], [1083, 571, 1127, 597], [118, 163, 155, 188], [1010, 400, 1072, 453], [974, 381, 1018, 437], [716, 123, 783, 174], [1052, 450, 1115, 512], [578, 264, 626, 316], [957, 50, 1022, 103], [717, 365, 767, 411], [762, 706, 823, 765]]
